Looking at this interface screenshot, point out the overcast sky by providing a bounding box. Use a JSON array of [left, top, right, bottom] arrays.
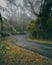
[[0, 0, 37, 20], [0, 0, 6, 7], [0, 0, 28, 16], [0, 0, 6, 18], [0, 0, 23, 7]]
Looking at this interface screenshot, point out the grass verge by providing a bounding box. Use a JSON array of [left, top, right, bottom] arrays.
[[0, 40, 52, 65], [27, 38, 52, 44]]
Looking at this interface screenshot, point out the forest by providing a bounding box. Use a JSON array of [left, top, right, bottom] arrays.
[[0, 0, 52, 41], [0, 0, 52, 65]]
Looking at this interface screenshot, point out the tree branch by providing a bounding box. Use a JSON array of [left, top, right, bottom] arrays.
[[28, 0, 40, 17]]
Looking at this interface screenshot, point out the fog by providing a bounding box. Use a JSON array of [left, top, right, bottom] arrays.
[[0, 0, 37, 20]]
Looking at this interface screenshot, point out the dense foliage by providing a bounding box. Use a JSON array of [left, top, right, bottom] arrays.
[[26, 0, 52, 40]]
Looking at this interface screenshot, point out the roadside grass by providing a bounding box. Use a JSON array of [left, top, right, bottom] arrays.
[[0, 40, 52, 65], [27, 38, 52, 44]]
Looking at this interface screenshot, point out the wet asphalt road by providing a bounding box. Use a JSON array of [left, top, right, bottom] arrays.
[[12, 35, 52, 59]]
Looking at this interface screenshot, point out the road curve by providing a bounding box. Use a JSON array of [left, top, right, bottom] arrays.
[[12, 35, 52, 59]]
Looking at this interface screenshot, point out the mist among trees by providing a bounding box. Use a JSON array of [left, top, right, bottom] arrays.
[[0, 0, 52, 41]]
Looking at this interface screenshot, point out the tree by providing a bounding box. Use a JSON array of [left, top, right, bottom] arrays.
[[24, 0, 52, 40], [23, 0, 41, 17], [47, 16, 52, 29], [5, 0, 17, 24], [40, 0, 52, 30], [27, 21, 40, 38], [23, 0, 52, 29], [0, 13, 3, 41]]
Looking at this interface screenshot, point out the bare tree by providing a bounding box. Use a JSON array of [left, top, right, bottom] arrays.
[[5, 0, 18, 24], [23, 0, 52, 17], [23, 0, 42, 17]]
